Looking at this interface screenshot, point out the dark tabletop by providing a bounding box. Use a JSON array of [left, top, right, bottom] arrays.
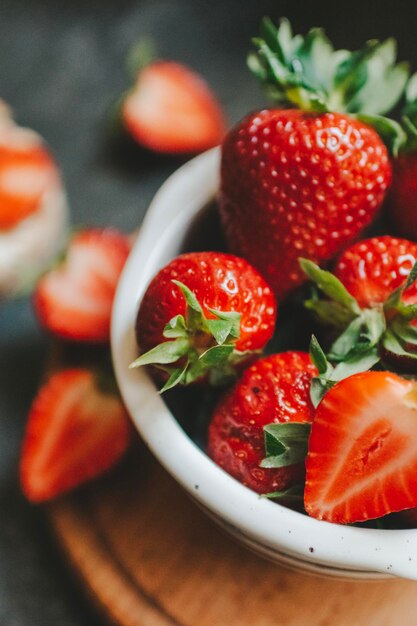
[[1, 1, 417, 624]]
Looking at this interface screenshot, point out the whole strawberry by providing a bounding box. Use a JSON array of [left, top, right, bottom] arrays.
[[132, 252, 277, 390], [207, 352, 317, 495], [334, 236, 417, 308], [220, 18, 408, 299], [299, 237, 417, 384]]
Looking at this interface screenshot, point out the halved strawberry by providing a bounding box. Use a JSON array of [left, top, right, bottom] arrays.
[[122, 61, 226, 154], [0, 131, 58, 230], [20, 368, 132, 503], [33, 228, 130, 342], [305, 371, 417, 524]]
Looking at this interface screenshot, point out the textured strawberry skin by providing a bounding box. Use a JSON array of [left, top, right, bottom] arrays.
[[33, 228, 130, 343], [20, 369, 131, 503], [220, 109, 392, 299], [388, 153, 417, 239], [207, 352, 317, 494], [334, 236, 417, 307], [135, 252, 277, 354]]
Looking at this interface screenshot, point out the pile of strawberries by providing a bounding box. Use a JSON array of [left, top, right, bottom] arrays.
[[19, 18, 417, 530], [132, 19, 417, 527]]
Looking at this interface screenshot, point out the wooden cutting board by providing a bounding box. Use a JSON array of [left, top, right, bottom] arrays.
[[46, 443, 417, 626]]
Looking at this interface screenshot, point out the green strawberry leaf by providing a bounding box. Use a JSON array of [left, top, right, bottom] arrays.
[[330, 347, 381, 381], [133, 281, 246, 391], [163, 314, 187, 338], [126, 37, 157, 78], [348, 40, 409, 116], [356, 114, 406, 156], [406, 72, 417, 104], [309, 335, 333, 376], [172, 280, 203, 313], [333, 40, 377, 109], [404, 261, 417, 290], [327, 316, 364, 361], [391, 317, 417, 346], [396, 303, 417, 321], [329, 309, 385, 362], [382, 330, 417, 361], [208, 309, 241, 338], [304, 291, 356, 329], [261, 484, 304, 501], [198, 344, 235, 368], [261, 422, 311, 468], [299, 258, 361, 316], [205, 319, 234, 345], [249, 17, 407, 117], [159, 366, 187, 393], [362, 308, 386, 345], [130, 337, 189, 368], [310, 377, 335, 408]]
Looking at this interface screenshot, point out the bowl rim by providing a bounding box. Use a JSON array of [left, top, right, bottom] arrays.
[[111, 147, 417, 581]]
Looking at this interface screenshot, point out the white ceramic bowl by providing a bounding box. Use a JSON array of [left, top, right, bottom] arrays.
[[111, 147, 417, 581]]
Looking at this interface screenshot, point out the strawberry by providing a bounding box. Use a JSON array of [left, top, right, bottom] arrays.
[[388, 154, 417, 238], [122, 60, 226, 154], [304, 370, 417, 524], [387, 74, 417, 238], [299, 238, 417, 383], [207, 352, 317, 494], [33, 228, 130, 343], [20, 368, 131, 502], [0, 110, 59, 230], [132, 252, 277, 390], [334, 236, 417, 308], [219, 18, 407, 299]]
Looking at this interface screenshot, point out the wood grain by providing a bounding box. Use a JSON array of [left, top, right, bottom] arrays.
[[47, 445, 417, 626]]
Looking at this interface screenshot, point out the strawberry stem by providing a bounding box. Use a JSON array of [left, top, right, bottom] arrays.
[[300, 258, 417, 399]]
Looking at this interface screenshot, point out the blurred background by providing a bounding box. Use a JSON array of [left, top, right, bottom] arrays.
[[1, 1, 417, 623]]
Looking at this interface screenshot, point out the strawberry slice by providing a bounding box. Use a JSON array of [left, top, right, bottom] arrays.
[[0, 139, 58, 230], [305, 371, 417, 524], [20, 368, 132, 502], [33, 228, 130, 342], [122, 61, 226, 154]]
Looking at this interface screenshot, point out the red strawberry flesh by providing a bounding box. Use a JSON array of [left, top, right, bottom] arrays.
[[33, 228, 130, 342], [305, 371, 417, 523], [0, 141, 58, 230], [123, 61, 226, 154], [20, 369, 131, 503]]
